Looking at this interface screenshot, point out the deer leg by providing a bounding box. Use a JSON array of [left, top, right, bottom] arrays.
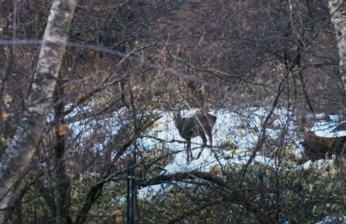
[[196, 135, 207, 159], [187, 139, 192, 163], [207, 131, 213, 147], [201, 134, 207, 146]]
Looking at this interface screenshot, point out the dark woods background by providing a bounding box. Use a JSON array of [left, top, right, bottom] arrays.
[[0, 0, 345, 223]]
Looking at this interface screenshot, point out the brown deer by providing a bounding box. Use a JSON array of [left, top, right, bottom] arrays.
[[298, 131, 346, 164], [173, 111, 217, 163]]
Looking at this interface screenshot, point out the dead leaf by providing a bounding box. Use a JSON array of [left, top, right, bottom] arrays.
[[2, 112, 10, 121], [58, 125, 69, 136]]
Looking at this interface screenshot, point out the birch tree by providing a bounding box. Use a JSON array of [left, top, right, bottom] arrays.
[[329, 0, 346, 91], [0, 0, 77, 223]]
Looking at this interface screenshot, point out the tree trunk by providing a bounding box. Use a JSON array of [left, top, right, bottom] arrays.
[[328, 0, 346, 91], [0, 0, 77, 223], [54, 80, 72, 224]]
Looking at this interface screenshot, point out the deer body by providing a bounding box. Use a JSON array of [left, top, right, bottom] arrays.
[[298, 132, 346, 164], [173, 112, 217, 163]]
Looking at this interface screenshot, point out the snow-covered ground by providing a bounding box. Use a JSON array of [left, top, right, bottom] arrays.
[[67, 105, 346, 224], [67, 105, 346, 176], [143, 108, 284, 173]]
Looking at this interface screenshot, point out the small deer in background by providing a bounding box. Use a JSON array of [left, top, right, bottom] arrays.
[[298, 131, 346, 164], [173, 111, 217, 163]]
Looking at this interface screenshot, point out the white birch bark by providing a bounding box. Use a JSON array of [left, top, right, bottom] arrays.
[[328, 0, 346, 91], [0, 0, 77, 222]]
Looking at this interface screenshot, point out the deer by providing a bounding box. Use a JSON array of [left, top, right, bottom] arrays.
[[297, 131, 346, 165], [173, 111, 217, 163]]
